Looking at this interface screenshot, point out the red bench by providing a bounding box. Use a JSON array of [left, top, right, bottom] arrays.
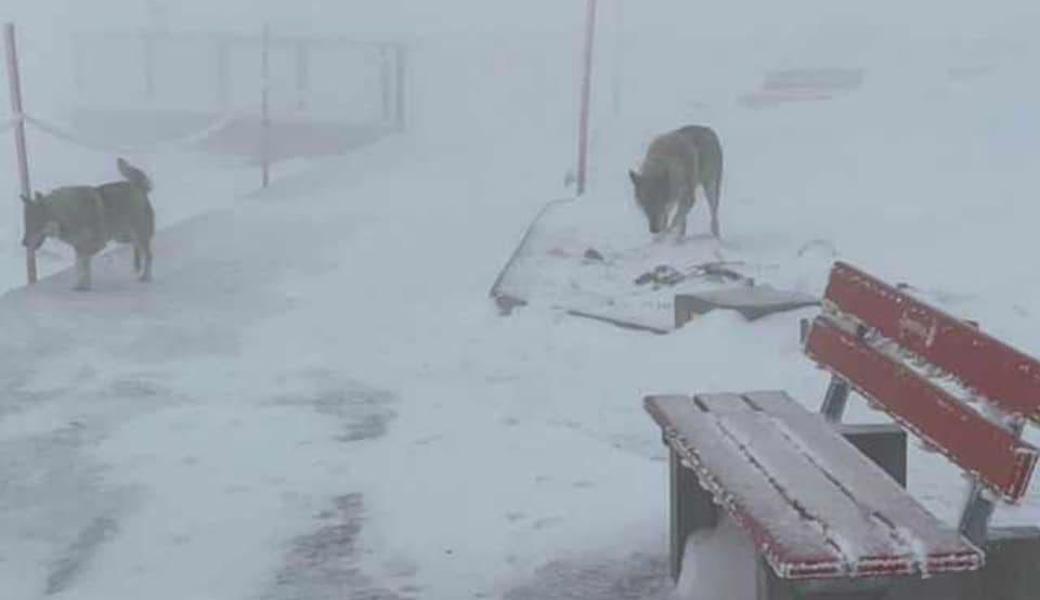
[[646, 262, 1040, 599]]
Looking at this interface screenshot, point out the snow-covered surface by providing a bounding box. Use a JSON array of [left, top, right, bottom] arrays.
[[491, 195, 825, 332], [676, 516, 757, 600], [2, 1, 1040, 599]]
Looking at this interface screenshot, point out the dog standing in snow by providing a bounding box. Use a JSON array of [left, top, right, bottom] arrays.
[[21, 158, 155, 290], [629, 125, 724, 239]]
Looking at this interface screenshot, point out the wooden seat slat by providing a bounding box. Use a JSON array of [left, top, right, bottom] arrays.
[[742, 391, 979, 572], [647, 394, 839, 578], [697, 393, 921, 568]]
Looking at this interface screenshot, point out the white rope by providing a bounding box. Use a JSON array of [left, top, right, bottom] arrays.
[[22, 111, 242, 155]]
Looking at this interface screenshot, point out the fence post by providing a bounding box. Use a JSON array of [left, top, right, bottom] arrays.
[[576, 0, 598, 196], [295, 40, 309, 110], [216, 37, 230, 109], [143, 30, 156, 100], [260, 24, 271, 188], [380, 45, 393, 126], [611, 0, 623, 116], [4, 23, 36, 284], [72, 33, 85, 94], [394, 44, 407, 132]]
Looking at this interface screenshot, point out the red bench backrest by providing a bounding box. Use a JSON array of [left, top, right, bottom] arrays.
[[805, 262, 1040, 503]]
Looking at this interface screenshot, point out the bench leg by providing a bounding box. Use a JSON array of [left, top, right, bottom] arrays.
[[978, 526, 1040, 600], [888, 571, 982, 600], [821, 375, 851, 422], [958, 482, 996, 547], [670, 449, 718, 581]]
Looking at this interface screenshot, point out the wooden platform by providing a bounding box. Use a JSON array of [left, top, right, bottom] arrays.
[[675, 285, 819, 325], [490, 198, 819, 333]]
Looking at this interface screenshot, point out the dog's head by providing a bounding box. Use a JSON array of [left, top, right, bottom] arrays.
[[629, 169, 672, 234], [21, 192, 56, 251]]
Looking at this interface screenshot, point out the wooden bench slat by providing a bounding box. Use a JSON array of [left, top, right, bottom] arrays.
[[806, 318, 1040, 502], [645, 394, 983, 580], [742, 391, 979, 573], [825, 262, 1040, 423], [696, 393, 919, 566], [647, 395, 850, 578]]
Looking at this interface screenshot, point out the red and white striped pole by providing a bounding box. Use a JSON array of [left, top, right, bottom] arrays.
[[575, 0, 598, 196], [4, 22, 36, 284]]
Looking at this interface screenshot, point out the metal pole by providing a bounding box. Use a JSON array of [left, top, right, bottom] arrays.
[[4, 23, 36, 284], [143, 30, 156, 100], [394, 44, 407, 132], [576, 0, 598, 196], [380, 45, 393, 126], [611, 0, 623, 116], [820, 375, 851, 423], [72, 33, 85, 94], [295, 41, 309, 110], [260, 24, 271, 188], [216, 38, 230, 109]]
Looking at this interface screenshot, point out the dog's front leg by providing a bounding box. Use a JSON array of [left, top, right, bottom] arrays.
[[138, 240, 153, 283], [673, 196, 693, 242], [74, 251, 92, 291], [674, 212, 688, 240]]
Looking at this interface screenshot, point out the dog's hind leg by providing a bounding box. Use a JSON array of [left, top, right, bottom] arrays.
[[706, 175, 722, 238], [133, 246, 141, 274], [707, 153, 723, 239], [673, 187, 695, 241], [74, 252, 92, 291], [138, 240, 153, 283], [674, 208, 689, 240]]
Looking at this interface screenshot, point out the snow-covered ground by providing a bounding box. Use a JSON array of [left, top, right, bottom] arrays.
[[3, 2, 1040, 599]]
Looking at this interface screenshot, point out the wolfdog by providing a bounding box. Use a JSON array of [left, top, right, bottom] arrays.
[[22, 158, 155, 290], [629, 125, 723, 239]]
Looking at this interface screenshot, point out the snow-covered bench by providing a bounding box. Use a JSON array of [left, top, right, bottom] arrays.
[[646, 262, 1040, 599]]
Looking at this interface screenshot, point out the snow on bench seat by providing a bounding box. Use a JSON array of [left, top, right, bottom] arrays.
[[645, 392, 982, 580]]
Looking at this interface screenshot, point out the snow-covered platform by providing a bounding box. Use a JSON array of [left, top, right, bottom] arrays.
[[491, 198, 818, 333]]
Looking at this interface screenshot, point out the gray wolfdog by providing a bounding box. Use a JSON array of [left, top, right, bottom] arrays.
[[629, 125, 723, 239], [22, 158, 155, 290]]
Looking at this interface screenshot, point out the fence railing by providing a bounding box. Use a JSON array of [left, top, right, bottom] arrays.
[[71, 29, 407, 129], [4, 22, 409, 286]]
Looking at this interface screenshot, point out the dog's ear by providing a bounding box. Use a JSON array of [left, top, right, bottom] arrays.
[[34, 191, 44, 202], [628, 169, 641, 186], [20, 193, 31, 205]]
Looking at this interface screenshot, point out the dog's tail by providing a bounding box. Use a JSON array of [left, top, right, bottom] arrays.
[[117, 158, 153, 193]]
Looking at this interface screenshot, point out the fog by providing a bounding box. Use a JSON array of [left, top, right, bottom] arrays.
[[2, 1, 1040, 599]]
